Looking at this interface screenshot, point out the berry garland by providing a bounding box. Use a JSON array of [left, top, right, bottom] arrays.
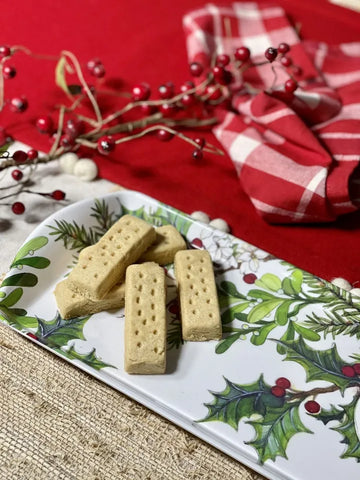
[[0, 42, 302, 215]]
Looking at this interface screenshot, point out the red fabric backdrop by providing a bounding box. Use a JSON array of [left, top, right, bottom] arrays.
[[0, 0, 359, 283]]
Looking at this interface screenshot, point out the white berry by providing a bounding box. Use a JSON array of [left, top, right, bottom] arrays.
[[73, 158, 98, 181], [209, 218, 230, 233], [350, 288, 360, 298], [331, 277, 352, 291], [59, 152, 79, 174], [190, 211, 210, 224]]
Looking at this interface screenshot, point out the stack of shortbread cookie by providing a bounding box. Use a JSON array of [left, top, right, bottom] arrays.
[[54, 215, 222, 374]]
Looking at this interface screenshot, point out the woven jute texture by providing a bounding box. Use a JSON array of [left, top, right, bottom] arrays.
[[0, 322, 265, 480]]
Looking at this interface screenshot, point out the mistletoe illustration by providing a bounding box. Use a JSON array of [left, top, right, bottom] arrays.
[[201, 337, 360, 464], [0, 235, 111, 370], [216, 269, 360, 354]]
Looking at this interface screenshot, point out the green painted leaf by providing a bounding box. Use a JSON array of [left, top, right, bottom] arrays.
[[247, 402, 311, 463], [11, 256, 50, 269], [218, 294, 245, 309], [0, 291, 5, 298], [55, 345, 114, 370], [251, 323, 277, 345], [255, 273, 281, 292], [221, 302, 250, 324], [219, 281, 246, 299], [291, 270, 303, 293], [216, 332, 242, 354], [247, 289, 277, 300], [0, 288, 23, 307], [12, 236, 48, 264], [0, 306, 38, 329], [277, 321, 295, 354], [248, 299, 283, 323], [317, 404, 345, 425], [282, 277, 297, 296], [36, 312, 91, 348], [275, 300, 293, 326], [332, 396, 360, 462], [200, 375, 272, 429], [277, 337, 357, 393], [292, 323, 321, 341], [1, 273, 38, 287]]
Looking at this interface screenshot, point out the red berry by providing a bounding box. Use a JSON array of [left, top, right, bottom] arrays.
[[156, 129, 173, 142], [65, 119, 84, 138], [12, 202, 25, 215], [192, 149, 203, 161], [189, 62, 203, 77], [92, 63, 106, 78], [205, 84, 222, 101], [60, 134, 75, 148], [3, 65, 16, 79], [191, 238, 203, 248], [158, 82, 174, 99], [265, 47, 278, 62], [36, 115, 54, 134], [305, 400, 320, 414], [275, 377, 291, 389], [243, 273, 257, 284], [284, 79, 298, 93], [168, 301, 180, 316], [216, 53, 230, 67], [280, 56, 292, 67], [353, 363, 360, 375], [86, 58, 102, 72], [194, 137, 205, 149], [212, 65, 225, 80], [342, 365, 356, 377], [278, 42, 290, 54], [27, 149, 38, 160], [10, 96, 28, 113], [51, 190, 66, 201], [13, 150, 28, 163], [271, 385, 286, 397], [27, 332, 38, 340], [97, 135, 115, 155], [159, 102, 177, 117], [11, 169, 23, 181], [0, 45, 11, 58], [292, 65, 303, 77], [140, 104, 156, 116], [132, 83, 151, 101], [235, 46, 251, 62], [180, 81, 195, 92], [181, 93, 196, 107]]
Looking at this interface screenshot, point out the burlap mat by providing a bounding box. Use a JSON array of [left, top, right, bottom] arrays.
[[0, 322, 265, 480]]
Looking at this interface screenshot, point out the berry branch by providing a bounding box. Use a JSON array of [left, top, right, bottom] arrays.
[[0, 40, 303, 214]]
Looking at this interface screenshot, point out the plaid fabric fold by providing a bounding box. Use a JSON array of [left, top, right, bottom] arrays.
[[183, 2, 360, 223]]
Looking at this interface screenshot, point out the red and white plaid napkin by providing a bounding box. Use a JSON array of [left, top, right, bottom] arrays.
[[183, 2, 360, 223]]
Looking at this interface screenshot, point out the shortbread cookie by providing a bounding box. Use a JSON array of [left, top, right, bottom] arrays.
[[174, 249, 222, 341], [124, 262, 166, 374], [54, 279, 126, 319], [67, 215, 156, 299], [140, 225, 186, 265]]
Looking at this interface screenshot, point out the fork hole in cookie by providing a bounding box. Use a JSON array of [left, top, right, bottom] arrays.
[[135, 330, 139, 335], [137, 342, 141, 348], [153, 329, 157, 335], [139, 273, 143, 279], [150, 289, 155, 296], [151, 315, 155, 321], [154, 347, 158, 353], [142, 319, 147, 325], [151, 303, 155, 310], [136, 297, 140, 304], [94, 273, 98, 278], [137, 310, 142, 316]]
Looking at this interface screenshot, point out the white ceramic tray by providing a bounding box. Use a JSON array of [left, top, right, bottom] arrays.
[[1, 190, 360, 480]]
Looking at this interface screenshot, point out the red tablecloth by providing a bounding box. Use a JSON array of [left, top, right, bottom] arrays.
[[1, 0, 359, 283]]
